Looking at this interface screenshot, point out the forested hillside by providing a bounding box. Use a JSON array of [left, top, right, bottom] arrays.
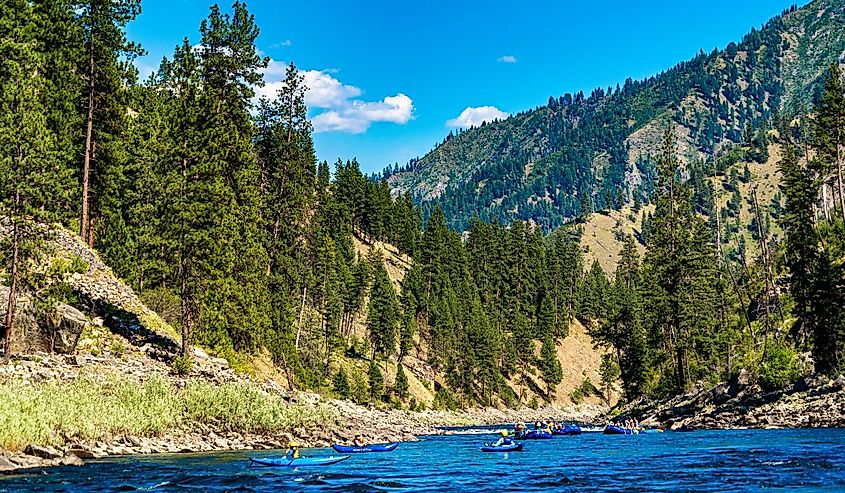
[[388, 0, 845, 232], [0, 0, 609, 409], [1, 0, 843, 412]]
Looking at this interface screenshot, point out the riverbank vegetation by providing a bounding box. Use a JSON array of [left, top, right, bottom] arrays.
[[0, 375, 334, 451]]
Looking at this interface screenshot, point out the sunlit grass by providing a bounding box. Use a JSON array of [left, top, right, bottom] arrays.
[[0, 376, 334, 451]]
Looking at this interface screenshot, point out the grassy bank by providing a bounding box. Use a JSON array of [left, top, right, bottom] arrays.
[[0, 376, 335, 451]]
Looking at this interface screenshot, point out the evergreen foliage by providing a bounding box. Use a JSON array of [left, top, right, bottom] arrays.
[[3, 0, 844, 410]]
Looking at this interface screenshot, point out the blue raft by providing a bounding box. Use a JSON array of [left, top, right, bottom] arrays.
[[480, 442, 524, 453], [603, 425, 637, 435], [331, 442, 399, 453], [249, 455, 351, 467], [517, 430, 554, 440], [553, 425, 582, 436]]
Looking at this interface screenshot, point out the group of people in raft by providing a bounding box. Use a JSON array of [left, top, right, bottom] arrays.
[[284, 434, 369, 459], [489, 418, 577, 446], [285, 417, 650, 456]]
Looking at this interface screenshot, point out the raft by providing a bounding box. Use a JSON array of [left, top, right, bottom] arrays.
[[331, 442, 399, 453], [553, 425, 582, 436], [603, 425, 637, 435], [480, 442, 524, 453], [517, 430, 554, 440], [249, 455, 350, 467]]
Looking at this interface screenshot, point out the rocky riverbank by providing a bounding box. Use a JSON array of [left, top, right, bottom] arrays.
[[620, 370, 845, 430], [0, 348, 602, 473]]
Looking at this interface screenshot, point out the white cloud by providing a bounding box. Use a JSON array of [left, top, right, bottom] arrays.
[[446, 106, 509, 128], [270, 40, 292, 48], [258, 59, 414, 134], [498, 55, 517, 63]]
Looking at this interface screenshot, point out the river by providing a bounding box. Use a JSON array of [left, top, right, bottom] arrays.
[[1, 428, 844, 492]]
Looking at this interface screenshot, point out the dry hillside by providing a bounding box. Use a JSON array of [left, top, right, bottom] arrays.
[[347, 234, 609, 408]]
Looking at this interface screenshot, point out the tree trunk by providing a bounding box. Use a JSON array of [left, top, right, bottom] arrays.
[[3, 198, 20, 357], [81, 14, 96, 241], [822, 183, 831, 222], [295, 285, 307, 349], [180, 259, 191, 356], [179, 156, 190, 356], [837, 138, 845, 222]]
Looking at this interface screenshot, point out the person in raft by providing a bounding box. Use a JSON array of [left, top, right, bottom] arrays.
[[513, 421, 525, 438], [353, 434, 366, 447], [491, 430, 513, 447], [285, 441, 300, 459]]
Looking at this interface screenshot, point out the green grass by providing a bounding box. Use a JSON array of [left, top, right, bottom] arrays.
[[0, 376, 335, 451]]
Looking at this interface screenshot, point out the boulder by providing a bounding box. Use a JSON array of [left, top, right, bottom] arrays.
[[0, 456, 16, 473], [24, 444, 62, 460], [58, 455, 83, 467], [68, 447, 102, 459], [1, 286, 86, 354], [45, 304, 87, 353]]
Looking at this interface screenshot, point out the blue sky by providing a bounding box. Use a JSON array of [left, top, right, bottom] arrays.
[[129, 0, 804, 174]]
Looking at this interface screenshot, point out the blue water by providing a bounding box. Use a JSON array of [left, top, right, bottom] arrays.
[[2, 428, 844, 492]]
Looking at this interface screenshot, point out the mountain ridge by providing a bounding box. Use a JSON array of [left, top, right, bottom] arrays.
[[389, 0, 845, 231]]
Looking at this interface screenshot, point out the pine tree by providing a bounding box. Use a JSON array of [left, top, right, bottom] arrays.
[[332, 366, 351, 399], [779, 140, 820, 349], [0, 0, 63, 354], [599, 354, 621, 404], [538, 335, 562, 398], [367, 256, 399, 359], [394, 363, 409, 400], [813, 62, 845, 223], [76, 0, 143, 245], [367, 360, 384, 402], [641, 127, 698, 393], [31, 0, 82, 224]]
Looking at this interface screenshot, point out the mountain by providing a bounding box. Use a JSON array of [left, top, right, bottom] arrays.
[[388, 0, 845, 231]]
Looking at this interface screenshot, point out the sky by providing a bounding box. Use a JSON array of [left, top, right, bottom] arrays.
[[128, 0, 805, 174]]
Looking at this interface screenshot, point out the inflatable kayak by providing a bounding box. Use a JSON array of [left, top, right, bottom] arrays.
[[331, 442, 399, 453], [517, 430, 554, 440], [480, 443, 524, 453], [553, 425, 582, 436], [603, 425, 637, 435], [249, 455, 350, 467]]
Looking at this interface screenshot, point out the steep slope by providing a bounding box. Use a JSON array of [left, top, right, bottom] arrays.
[[389, 0, 845, 231], [346, 233, 608, 408]]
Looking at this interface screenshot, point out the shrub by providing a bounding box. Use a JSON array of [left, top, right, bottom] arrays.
[[432, 387, 460, 411], [111, 342, 126, 359], [571, 377, 599, 404], [171, 355, 194, 375], [332, 367, 351, 399], [759, 341, 801, 392]]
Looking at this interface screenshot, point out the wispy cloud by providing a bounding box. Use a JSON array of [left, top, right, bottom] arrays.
[[497, 55, 517, 63], [259, 59, 414, 134], [270, 39, 292, 48], [446, 106, 509, 128]]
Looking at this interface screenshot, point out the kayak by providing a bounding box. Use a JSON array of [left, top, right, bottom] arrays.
[[517, 430, 554, 440], [249, 455, 350, 467], [603, 425, 637, 435], [480, 443, 524, 453], [553, 425, 582, 436], [331, 442, 399, 453]]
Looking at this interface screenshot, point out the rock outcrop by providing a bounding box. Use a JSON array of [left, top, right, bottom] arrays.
[[0, 220, 179, 356], [0, 286, 86, 354], [619, 372, 845, 430]]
